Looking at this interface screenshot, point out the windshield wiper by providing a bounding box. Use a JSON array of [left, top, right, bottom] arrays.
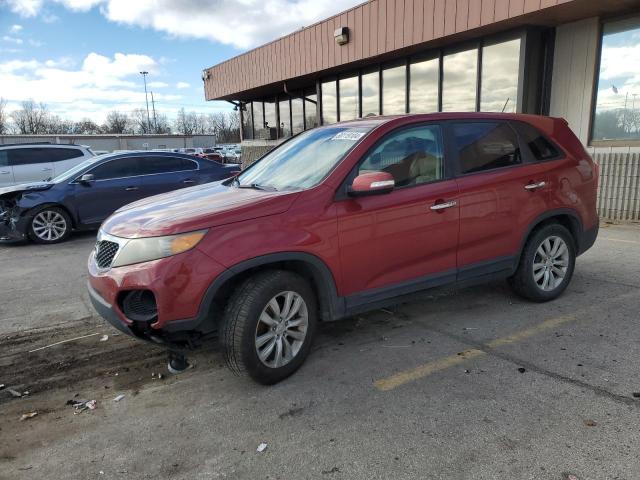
[[236, 182, 278, 192]]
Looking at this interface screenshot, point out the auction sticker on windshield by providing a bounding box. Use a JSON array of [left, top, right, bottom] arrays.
[[331, 131, 366, 141]]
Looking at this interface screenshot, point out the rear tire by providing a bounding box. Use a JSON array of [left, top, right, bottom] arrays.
[[28, 207, 72, 244], [220, 270, 318, 384], [510, 223, 576, 302]]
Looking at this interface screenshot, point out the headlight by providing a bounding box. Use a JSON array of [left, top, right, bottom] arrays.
[[112, 230, 208, 267]]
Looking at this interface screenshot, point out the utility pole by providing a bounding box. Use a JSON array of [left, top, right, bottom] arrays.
[[140, 71, 152, 134], [150, 91, 158, 133]]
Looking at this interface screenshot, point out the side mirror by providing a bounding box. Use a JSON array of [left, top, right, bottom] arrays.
[[79, 173, 95, 184], [348, 171, 395, 197]]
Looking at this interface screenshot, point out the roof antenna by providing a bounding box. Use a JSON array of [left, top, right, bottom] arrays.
[[501, 98, 510, 113]]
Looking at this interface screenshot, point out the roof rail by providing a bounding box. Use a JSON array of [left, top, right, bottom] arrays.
[[0, 142, 53, 147]]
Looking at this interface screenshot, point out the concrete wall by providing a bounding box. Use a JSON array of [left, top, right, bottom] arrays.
[[240, 139, 282, 169], [0, 134, 216, 152]]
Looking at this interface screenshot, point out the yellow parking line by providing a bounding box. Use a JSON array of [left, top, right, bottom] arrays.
[[375, 349, 485, 392], [374, 314, 576, 392], [599, 237, 640, 245]]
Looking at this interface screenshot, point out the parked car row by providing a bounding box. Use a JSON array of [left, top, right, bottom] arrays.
[[85, 112, 599, 384], [0, 151, 240, 243]]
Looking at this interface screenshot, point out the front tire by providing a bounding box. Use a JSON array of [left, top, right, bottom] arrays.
[[28, 207, 72, 244], [220, 270, 318, 384], [510, 223, 576, 302]]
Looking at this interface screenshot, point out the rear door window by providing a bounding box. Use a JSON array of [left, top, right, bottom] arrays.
[[89, 158, 140, 180], [452, 122, 521, 174], [8, 147, 55, 166], [48, 148, 84, 162], [138, 156, 198, 175]]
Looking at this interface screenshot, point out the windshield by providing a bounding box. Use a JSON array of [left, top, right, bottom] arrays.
[[236, 126, 372, 191], [51, 153, 114, 183]]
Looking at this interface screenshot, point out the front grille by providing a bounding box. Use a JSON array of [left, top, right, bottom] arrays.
[[95, 240, 119, 269]]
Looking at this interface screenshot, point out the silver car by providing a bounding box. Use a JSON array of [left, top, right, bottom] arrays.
[[0, 143, 95, 187]]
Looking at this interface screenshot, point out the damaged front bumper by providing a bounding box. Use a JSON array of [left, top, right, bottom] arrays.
[[0, 208, 29, 242]]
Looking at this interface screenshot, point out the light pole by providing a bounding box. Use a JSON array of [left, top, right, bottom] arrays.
[[140, 71, 152, 134]]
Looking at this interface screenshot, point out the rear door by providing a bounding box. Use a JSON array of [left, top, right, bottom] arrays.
[[451, 121, 550, 279], [9, 147, 55, 183], [138, 156, 200, 197], [50, 147, 87, 177], [0, 150, 15, 187], [74, 157, 143, 225]]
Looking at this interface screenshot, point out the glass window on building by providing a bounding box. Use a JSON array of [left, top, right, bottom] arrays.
[[442, 48, 478, 112], [592, 16, 640, 141], [253, 102, 265, 139], [361, 69, 380, 117], [305, 89, 318, 129], [242, 102, 253, 140], [339, 75, 359, 121], [278, 98, 291, 138], [321, 80, 338, 125], [264, 100, 276, 131], [292, 97, 304, 135], [382, 64, 407, 115], [410, 58, 439, 113], [481, 38, 521, 113]]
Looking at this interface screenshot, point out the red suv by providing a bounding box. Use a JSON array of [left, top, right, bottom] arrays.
[[88, 113, 599, 384]]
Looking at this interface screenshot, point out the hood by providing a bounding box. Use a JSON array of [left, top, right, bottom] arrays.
[[0, 182, 54, 198], [101, 181, 301, 238]]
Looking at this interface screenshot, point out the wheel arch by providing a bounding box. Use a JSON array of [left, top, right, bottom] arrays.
[[517, 208, 583, 267], [203, 252, 345, 328], [25, 203, 77, 229]]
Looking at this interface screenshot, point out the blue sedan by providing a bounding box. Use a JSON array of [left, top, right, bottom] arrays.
[[0, 151, 240, 244]]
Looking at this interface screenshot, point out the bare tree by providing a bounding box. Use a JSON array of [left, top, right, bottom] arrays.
[[174, 108, 202, 135], [0, 97, 8, 134], [154, 113, 172, 134], [130, 108, 152, 134], [206, 111, 241, 143], [73, 118, 101, 134], [10, 99, 50, 134], [103, 111, 130, 134]]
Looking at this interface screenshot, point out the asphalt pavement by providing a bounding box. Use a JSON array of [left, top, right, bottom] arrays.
[[1, 223, 639, 480]]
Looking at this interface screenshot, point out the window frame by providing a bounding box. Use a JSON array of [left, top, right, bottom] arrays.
[[336, 121, 451, 201], [589, 13, 640, 146], [446, 120, 526, 177]]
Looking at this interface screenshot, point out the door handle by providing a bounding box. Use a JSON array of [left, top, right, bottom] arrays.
[[41, 167, 52, 171], [125, 186, 139, 191], [430, 200, 457, 211], [0, 170, 10, 174], [183, 179, 195, 184], [524, 181, 546, 191]]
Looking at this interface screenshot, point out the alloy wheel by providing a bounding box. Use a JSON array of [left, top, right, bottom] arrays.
[[255, 291, 309, 368], [32, 210, 67, 242], [532, 235, 569, 291]]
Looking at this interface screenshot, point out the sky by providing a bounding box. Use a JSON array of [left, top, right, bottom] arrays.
[[0, 0, 363, 123]]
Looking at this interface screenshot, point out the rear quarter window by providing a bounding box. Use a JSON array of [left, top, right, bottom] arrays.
[[513, 122, 562, 161], [48, 148, 85, 162]]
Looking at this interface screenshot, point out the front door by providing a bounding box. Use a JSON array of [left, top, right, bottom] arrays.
[[450, 121, 550, 278], [74, 157, 144, 225], [336, 123, 459, 300]]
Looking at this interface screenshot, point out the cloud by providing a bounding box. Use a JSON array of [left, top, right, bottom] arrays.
[[7, 0, 364, 49], [3, 0, 43, 17], [2, 35, 24, 44], [0, 51, 230, 122], [147, 81, 168, 88], [176, 81, 190, 89], [9, 24, 24, 33]]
